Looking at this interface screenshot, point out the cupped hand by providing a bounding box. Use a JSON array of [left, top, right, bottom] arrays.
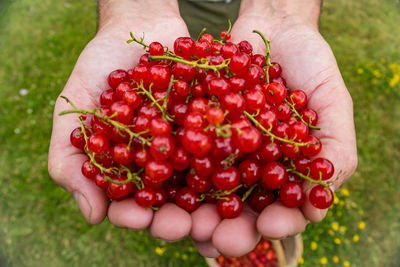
[[190, 9, 357, 257], [48, 10, 198, 241]]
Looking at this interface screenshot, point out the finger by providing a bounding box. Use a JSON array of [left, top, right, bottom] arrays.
[[257, 202, 308, 239], [212, 208, 260, 257], [149, 203, 192, 242], [192, 240, 220, 258], [108, 198, 153, 229], [48, 150, 108, 224], [190, 204, 222, 242]]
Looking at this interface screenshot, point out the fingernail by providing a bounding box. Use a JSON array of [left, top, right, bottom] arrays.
[[73, 191, 92, 223]]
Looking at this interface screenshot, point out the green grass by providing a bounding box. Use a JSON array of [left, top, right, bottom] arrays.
[[0, 0, 399, 266]]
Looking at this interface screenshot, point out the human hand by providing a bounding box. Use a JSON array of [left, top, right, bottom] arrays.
[[48, 0, 199, 241], [190, 0, 358, 257]]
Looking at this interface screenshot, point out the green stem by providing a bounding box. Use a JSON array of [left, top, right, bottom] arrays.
[[287, 168, 329, 189], [243, 110, 310, 147], [134, 83, 174, 121], [284, 99, 320, 130], [162, 75, 174, 113], [148, 55, 229, 72], [59, 96, 151, 147], [127, 32, 148, 48], [242, 183, 258, 202], [197, 27, 207, 41], [253, 30, 271, 83]]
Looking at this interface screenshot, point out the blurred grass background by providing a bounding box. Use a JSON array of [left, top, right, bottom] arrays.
[[0, 0, 399, 266]]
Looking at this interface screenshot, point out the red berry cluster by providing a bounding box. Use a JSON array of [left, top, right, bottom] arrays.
[[216, 238, 278, 267], [62, 27, 335, 219]]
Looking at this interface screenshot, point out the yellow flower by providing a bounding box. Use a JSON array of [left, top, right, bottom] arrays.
[[343, 260, 350, 267], [373, 70, 381, 77], [339, 200, 345, 206], [353, 235, 360, 243], [181, 254, 188, 260], [357, 68, 364, 74], [337, 211, 343, 217], [334, 238, 341, 245], [358, 221, 366, 230], [334, 196, 340, 205], [320, 257, 328, 265], [340, 226, 347, 234], [333, 256, 340, 263], [341, 188, 350, 197], [299, 256, 304, 265], [311, 241, 318, 251], [155, 247, 167, 256], [389, 73, 400, 87], [328, 230, 334, 236], [331, 222, 339, 231], [174, 252, 180, 258]]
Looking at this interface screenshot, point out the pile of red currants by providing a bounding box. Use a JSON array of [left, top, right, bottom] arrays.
[[62, 26, 335, 219]]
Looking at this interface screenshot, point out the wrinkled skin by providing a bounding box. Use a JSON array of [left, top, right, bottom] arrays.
[[49, 5, 357, 258]]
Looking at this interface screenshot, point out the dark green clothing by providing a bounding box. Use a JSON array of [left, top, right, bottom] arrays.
[[178, 0, 241, 38]]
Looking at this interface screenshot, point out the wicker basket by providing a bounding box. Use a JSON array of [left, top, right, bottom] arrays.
[[205, 234, 303, 267]]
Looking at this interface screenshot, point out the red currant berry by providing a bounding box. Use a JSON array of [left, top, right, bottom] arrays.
[[251, 54, 266, 67], [217, 194, 243, 219], [212, 166, 241, 191], [238, 40, 253, 54], [221, 42, 238, 58], [280, 182, 305, 208], [145, 160, 172, 182], [112, 143, 134, 165], [81, 159, 100, 179], [220, 30, 231, 41], [244, 89, 266, 113], [274, 102, 291, 121], [309, 185, 334, 209], [115, 81, 132, 100], [200, 33, 214, 43], [194, 40, 212, 58], [280, 143, 300, 159], [148, 65, 171, 90], [256, 110, 278, 129], [206, 107, 225, 125], [87, 133, 110, 154], [100, 89, 118, 107], [171, 62, 196, 81], [244, 64, 265, 86], [229, 52, 251, 75], [229, 76, 246, 92], [149, 41, 164, 56], [175, 187, 200, 212], [233, 126, 262, 153], [220, 92, 246, 117], [122, 90, 142, 109], [208, 77, 231, 97], [262, 161, 288, 189], [259, 139, 281, 162], [263, 82, 287, 104], [107, 177, 133, 200], [248, 190, 275, 213], [300, 135, 322, 157], [171, 102, 189, 125], [170, 147, 191, 171], [300, 108, 318, 126], [211, 137, 235, 160], [70, 127, 90, 150], [150, 136, 174, 161], [134, 188, 156, 207], [186, 173, 212, 193], [128, 64, 149, 83], [95, 173, 109, 190], [182, 128, 213, 157], [174, 37, 195, 58], [110, 101, 134, 124], [184, 111, 207, 128], [149, 118, 172, 136], [289, 90, 307, 110], [239, 160, 261, 185], [108, 69, 128, 89], [153, 189, 168, 207], [310, 158, 334, 180], [268, 62, 282, 79]]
